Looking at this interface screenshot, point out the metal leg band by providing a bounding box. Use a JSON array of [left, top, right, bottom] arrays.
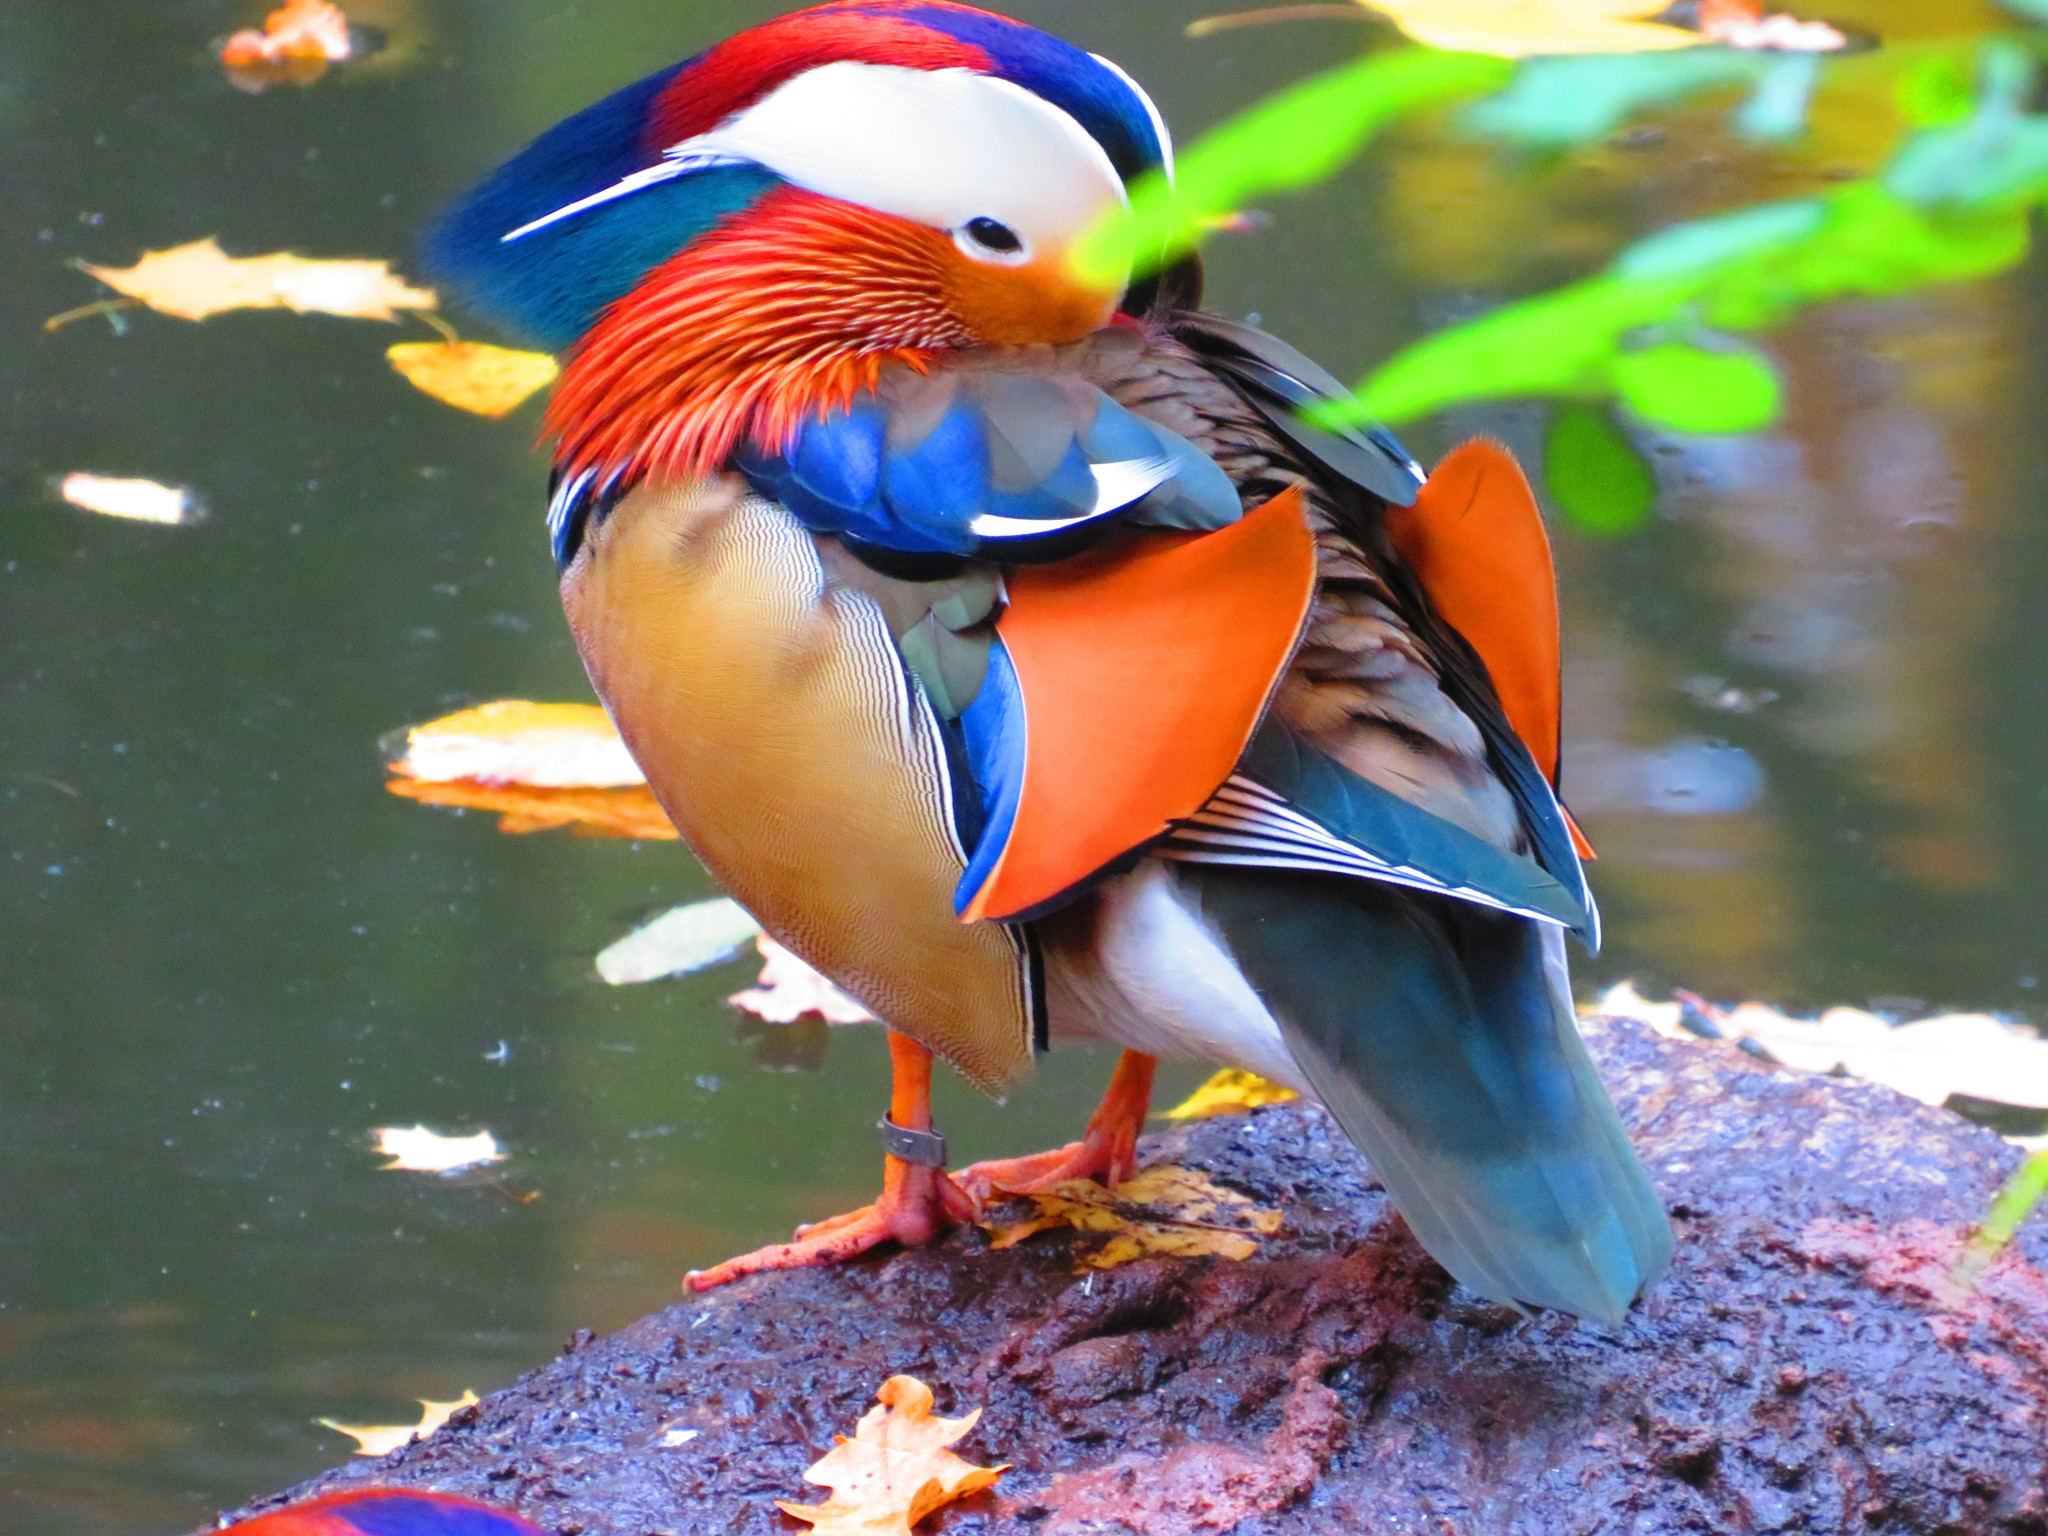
[[878, 1115, 948, 1168]]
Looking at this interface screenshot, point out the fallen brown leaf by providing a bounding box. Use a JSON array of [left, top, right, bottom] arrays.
[[1696, 0, 1845, 49], [221, 0, 352, 92], [729, 935, 876, 1025], [317, 1391, 478, 1457], [778, 1375, 1006, 1536], [985, 1165, 1283, 1270], [74, 239, 434, 324], [387, 341, 558, 418], [1162, 1067, 1299, 1121]]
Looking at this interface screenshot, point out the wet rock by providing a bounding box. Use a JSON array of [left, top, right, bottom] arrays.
[[212, 1015, 2048, 1535]]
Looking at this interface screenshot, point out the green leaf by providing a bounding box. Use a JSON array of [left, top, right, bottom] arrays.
[[1074, 47, 1514, 285], [1334, 44, 2048, 441], [1989, 0, 2048, 25], [1896, 54, 1976, 130], [1959, 1147, 2048, 1282], [1614, 198, 1826, 281], [1545, 402, 1655, 536], [1330, 274, 1688, 427], [1731, 52, 1821, 143], [1695, 184, 2030, 332], [1611, 342, 1781, 434], [1463, 50, 1769, 148], [1884, 43, 2048, 210]]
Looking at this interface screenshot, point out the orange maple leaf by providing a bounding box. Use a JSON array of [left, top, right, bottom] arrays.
[[778, 1376, 1007, 1536], [383, 700, 679, 838], [221, 0, 352, 91], [384, 777, 678, 839]]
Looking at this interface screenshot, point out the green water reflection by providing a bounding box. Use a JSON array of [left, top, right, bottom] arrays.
[[4, 1, 2044, 1531]]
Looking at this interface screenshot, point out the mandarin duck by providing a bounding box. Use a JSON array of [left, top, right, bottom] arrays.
[[219, 1490, 547, 1536], [427, 0, 1671, 1324]]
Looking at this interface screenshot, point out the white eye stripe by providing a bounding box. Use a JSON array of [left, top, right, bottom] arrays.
[[674, 62, 1127, 255]]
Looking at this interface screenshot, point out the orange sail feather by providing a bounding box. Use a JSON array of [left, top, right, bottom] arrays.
[[963, 487, 1317, 922], [1385, 438, 1594, 857]]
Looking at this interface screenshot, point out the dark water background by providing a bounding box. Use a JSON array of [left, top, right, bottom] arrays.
[[4, 1, 2043, 1530]]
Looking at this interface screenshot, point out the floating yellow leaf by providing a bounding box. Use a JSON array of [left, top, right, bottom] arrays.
[[728, 935, 876, 1025], [75, 239, 434, 323], [387, 341, 558, 418], [984, 1165, 1282, 1270], [58, 473, 204, 527], [371, 1125, 504, 1174], [383, 700, 678, 839], [595, 898, 763, 986], [388, 701, 642, 787], [777, 1375, 1006, 1536], [386, 776, 678, 838], [318, 1391, 478, 1457], [1162, 1067, 1300, 1120], [1336, 0, 1837, 56]]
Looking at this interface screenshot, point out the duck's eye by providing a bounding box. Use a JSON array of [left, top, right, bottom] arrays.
[[962, 217, 1023, 254]]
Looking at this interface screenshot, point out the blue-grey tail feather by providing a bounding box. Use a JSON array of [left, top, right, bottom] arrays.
[[1189, 868, 1671, 1326]]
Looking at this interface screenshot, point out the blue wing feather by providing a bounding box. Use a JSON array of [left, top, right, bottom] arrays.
[[955, 637, 1027, 913], [1191, 867, 1670, 1324], [1161, 721, 1594, 941], [739, 368, 1243, 565]]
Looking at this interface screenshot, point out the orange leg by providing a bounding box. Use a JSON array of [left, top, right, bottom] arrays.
[[685, 1032, 977, 1292], [955, 1049, 1157, 1202]]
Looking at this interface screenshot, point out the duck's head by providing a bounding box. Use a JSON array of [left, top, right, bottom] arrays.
[[428, 2, 1176, 487]]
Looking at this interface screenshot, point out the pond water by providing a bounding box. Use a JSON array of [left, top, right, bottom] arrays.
[[5, 1, 2045, 1530]]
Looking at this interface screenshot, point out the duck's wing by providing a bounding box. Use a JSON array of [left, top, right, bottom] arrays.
[[1098, 318, 1665, 1320], [559, 474, 1038, 1093], [733, 360, 1243, 574], [1165, 312, 1597, 942]]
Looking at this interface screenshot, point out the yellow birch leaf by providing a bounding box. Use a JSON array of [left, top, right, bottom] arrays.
[[77, 239, 435, 322], [1352, 0, 1707, 55], [777, 1376, 1006, 1536], [1162, 1067, 1300, 1120], [387, 341, 558, 418], [318, 1391, 479, 1457], [984, 1165, 1282, 1270]]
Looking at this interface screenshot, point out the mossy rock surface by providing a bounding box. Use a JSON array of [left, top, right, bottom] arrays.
[[212, 1015, 2048, 1536]]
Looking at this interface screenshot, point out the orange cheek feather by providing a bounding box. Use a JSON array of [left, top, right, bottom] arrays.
[[941, 247, 1119, 346]]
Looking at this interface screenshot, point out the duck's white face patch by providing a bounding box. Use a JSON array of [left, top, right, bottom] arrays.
[[682, 62, 1129, 265]]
